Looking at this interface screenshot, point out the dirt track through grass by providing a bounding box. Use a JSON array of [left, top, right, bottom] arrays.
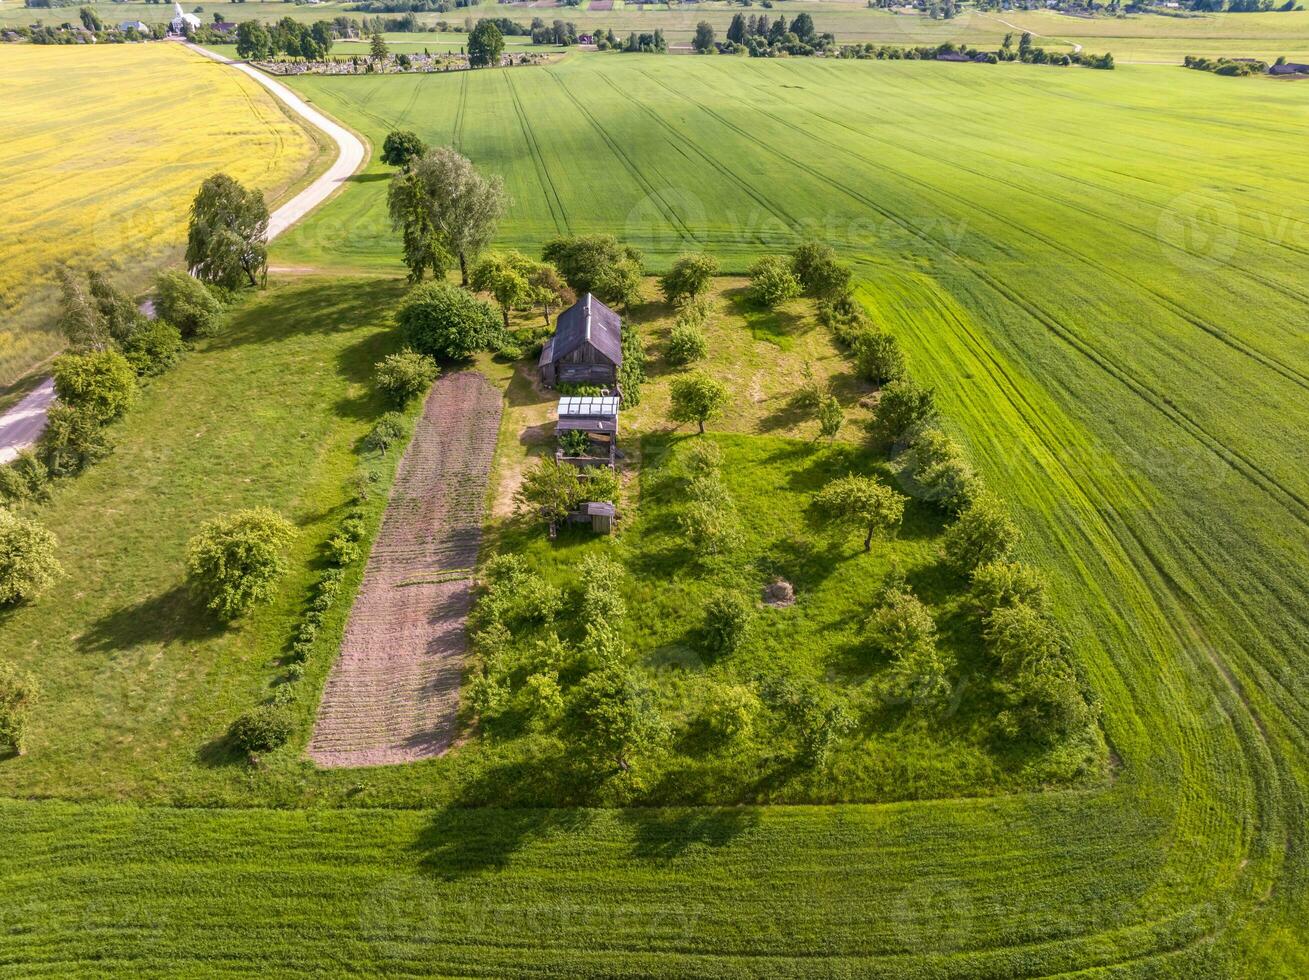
[[309, 371, 502, 768]]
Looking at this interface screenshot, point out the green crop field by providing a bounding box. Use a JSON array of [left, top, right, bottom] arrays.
[[1, 46, 1308, 976]]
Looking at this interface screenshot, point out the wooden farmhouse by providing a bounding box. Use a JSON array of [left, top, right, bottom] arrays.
[[538, 293, 622, 391]]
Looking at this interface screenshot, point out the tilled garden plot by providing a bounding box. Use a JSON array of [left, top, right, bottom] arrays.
[[308, 371, 502, 768]]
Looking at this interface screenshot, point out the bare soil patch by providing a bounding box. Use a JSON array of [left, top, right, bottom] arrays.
[[308, 371, 502, 768]]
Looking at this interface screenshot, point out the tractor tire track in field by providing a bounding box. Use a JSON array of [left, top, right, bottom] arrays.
[[646, 72, 1309, 530], [452, 70, 469, 153], [605, 70, 804, 243], [547, 70, 701, 247], [504, 70, 569, 235], [308, 372, 502, 768], [715, 59, 1309, 394]]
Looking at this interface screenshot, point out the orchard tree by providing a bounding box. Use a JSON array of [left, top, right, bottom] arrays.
[[660, 252, 718, 305], [185, 508, 296, 620], [870, 377, 938, 447], [747, 256, 801, 308], [852, 330, 906, 386], [942, 492, 1019, 574], [814, 474, 907, 551], [470, 251, 536, 330], [387, 147, 507, 284], [569, 665, 666, 771], [817, 393, 844, 440], [669, 372, 729, 434], [0, 510, 63, 607], [396, 281, 502, 361], [468, 20, 505, 67], [185, 173, 270, 289], [381, 130, 428, 169]]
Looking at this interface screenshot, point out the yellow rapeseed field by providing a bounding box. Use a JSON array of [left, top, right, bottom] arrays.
[[0, 42, 322, 386]]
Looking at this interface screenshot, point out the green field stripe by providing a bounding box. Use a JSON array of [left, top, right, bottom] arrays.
[[502, 70, 568, 235]]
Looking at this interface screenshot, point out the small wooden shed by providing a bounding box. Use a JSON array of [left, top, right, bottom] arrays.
[[538, 293, 623, 389]]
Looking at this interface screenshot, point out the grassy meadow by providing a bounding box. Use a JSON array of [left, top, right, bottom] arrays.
[[0, 43, 323, 387], [0, 46, 1307, 975]]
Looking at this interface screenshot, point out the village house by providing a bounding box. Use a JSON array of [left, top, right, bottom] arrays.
[[538, 293, 622, 391]]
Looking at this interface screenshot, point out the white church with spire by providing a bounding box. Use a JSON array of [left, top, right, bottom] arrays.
[[170, 2, 202, 35]]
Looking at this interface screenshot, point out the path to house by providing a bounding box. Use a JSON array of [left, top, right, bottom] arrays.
[[0, 379, 56, 466], [308, 372, 503, 768], [0, 44, 365, 464], [987, 16, 1084, 54]]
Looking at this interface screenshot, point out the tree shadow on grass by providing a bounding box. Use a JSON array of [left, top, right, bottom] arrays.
[[204, 278, 408, 353], [77, 584, 224, 655], [618, 806, 760, 863]]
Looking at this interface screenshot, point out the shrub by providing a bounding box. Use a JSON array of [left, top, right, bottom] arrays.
[[677, 473, 743, 556], [363, 412, 407, 453], [971, 560, 1048, 617], [88, 270, 147, 344], [660, 253, 719, 304], [817, 393, 844, 439], [870, 378, 938, 448], [154, 270, 224, 339], [943, 493, 1019, 575], [619, 321, 647, 406], [578, 552, 626, 628], [747, 256, 801, 308], [374, 349, 438, 405], [0, 509, 63, 606], [51, 349, 137, 424], [683, 438, 723, 476], [899, 429, 978, 512], [819, 293, 869, 344], [396, 282, 502, 361], [868, 589, 951, 707], [703, 589, 754, 655], [790, 241, 850, 300], [476, 556, 563, 629], [327, 534, 361, 566], [758, 674, 853, 768], [0, 452, 50, 506], [667, 322, 708, 365], [696, 682, 760, 743], [0, 661, 38, 756], [185, 508, 296, 620], [228, 704, 294, 754], [814, 475, 906, 552], [39, 404, 112, 477], [673, 294, 712, 328], [852, 330, 907, 386], [121, 319, 185, 376]]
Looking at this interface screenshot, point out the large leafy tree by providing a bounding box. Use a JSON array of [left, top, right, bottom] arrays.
[[235, 20, 272, 60], [468, 20, 505, 67], [541, 235, 644, 307], [185, 173, 270, 289], [387, 148, 507, 284], [568, 665, 666, 771], [381, 130, 428, 169], [470, 251, 548, 330]]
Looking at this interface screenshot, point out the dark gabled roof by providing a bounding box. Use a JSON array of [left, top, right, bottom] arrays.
[[550, 294, 622, 366], [1270, 62, 1309, 75]]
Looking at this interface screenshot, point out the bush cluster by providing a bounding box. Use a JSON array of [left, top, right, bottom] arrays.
[[0, 508, 63, 607], [185, 508, 296, 621], [374, 349, 439, 406]]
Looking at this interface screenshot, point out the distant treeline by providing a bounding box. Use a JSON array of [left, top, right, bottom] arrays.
[[841, 34, 1114, 70]]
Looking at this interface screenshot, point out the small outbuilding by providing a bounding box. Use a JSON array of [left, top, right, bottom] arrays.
[[555, 394, 619, 469], [538, 293, 622, 391]]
